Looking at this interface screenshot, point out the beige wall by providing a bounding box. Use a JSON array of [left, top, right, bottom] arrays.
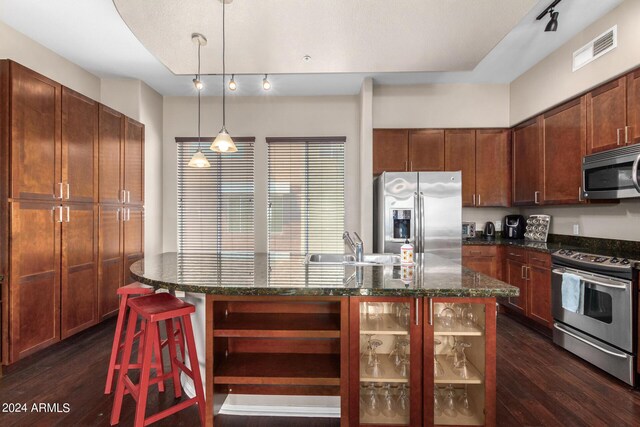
[[373, 84, 510, 129], [100, 79, 142, 119], [162, 95, 360, 253], [0, 21, 101, 99], [510, 0, 640, 125]]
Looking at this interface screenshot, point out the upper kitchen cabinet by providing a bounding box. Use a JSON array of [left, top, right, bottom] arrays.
[[512, 117, 543, 206], [409, 129, 444, 171], [373, 129, 409, 174], [445, 129, 475, 206], [98, 105, 124, 204], [62, 88, 98, 203], [626, 69, 640, 145], [475, 129, 511, 207], [586, 76, 629, 153], [542, 97, 587, 204], [124, 118, 144, 205], [7, 61, 61, 201]]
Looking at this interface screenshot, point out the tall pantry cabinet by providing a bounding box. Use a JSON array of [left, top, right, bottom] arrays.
[[0, 60, 145, 364]]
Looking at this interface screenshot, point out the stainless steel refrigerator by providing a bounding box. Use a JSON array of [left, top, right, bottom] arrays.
[[373, 171, 462, 260]]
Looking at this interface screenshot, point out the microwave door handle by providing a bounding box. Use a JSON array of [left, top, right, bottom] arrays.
[[632, 153, 640, 193], [551, 268, 628, 290]]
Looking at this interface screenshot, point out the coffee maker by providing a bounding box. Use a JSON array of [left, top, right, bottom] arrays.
[[503, 215, 526, 239]]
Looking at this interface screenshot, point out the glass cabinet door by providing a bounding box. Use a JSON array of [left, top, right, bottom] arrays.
[[426, 298, 496, 427], [351, 297, 422, 426]]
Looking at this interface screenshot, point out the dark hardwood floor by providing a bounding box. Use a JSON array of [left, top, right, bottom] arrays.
[[1, 314, 639, 426]]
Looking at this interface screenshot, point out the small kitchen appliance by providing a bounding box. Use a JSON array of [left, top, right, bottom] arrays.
[[503, 215, 525, 239], [462, 222, 476, 239], [551, 249, 638, 386], [483, 222, 495, 241]]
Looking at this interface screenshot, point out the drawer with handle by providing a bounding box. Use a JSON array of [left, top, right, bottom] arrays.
[[505, 247, 527, 261], [462, 245, 498, 257]]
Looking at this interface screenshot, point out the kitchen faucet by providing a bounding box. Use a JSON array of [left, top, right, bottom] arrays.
[[343, 231, 364, 262]]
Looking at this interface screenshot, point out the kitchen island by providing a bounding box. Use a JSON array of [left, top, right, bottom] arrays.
[[131, 252, 518, 426]]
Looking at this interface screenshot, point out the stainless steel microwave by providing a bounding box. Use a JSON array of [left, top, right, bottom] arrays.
[[582, 144, 640, 199]]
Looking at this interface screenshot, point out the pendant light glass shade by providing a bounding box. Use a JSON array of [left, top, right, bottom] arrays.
[[211, 127, 237, 153], [188, 148, 211, 167]]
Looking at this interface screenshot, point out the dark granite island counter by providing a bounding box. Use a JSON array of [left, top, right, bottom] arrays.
[[130, 252, 518, 426]]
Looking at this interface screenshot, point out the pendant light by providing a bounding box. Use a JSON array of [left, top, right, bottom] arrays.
[[211, 0, 237, 153], [188, 33, 211, 168]]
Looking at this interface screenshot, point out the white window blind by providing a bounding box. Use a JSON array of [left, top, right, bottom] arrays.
[[177, 138, 255, 254], [267, 137, 346, 254]]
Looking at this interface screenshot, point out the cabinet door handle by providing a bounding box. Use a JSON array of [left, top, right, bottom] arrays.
[[578, 186, 583, 202], [65, 206, 70, 222], [57, 206, 63, 223], [478, 194, 481, 206], [429, 299, 434, 326], [415, 298, 419, 326], [616, 128, 621, 145], [121, 189, 126, 203], [405, 161, 409, 171], [625, 126, 629, 144], [65, 183, 70, 200], [116, 208, 120, 222], [57, 182, 64, 199], [521, 265, 526, 279], [472, 194, 476, 206], [534, 191, 540, 204]]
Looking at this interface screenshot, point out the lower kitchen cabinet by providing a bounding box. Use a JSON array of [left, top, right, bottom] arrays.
[[462, 245, 502, 280], [98, 205, 123, 320], [425, 298, 496, 427], [502, 248, 552, 329], [348, 297, 497, 426]]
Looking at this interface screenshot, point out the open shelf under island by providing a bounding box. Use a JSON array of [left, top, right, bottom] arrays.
[[130, 252, 518, 427]]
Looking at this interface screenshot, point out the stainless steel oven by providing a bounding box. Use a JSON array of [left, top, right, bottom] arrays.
[[551, 249, 637, 386], [583, 144, 640, 199]]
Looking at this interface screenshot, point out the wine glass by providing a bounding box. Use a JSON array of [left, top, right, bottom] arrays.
[[454, 342, 472, 379], [434, 339, 445, 378], [363, 382, 381, 416], [462, 305, 477, 328], [365, 339, 385, 377], [381, 383, 395, 418], [438, 306, 456, 329], [361, 334, 375, 366], [443, 384, 457, 417], [400, 304, 411, 328], [457, 384, 474, 417], [396, 384, 410, 417], [396, 356, 410, 378], [389, 336, 403, 367]]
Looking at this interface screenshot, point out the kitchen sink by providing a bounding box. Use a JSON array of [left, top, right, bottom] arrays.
[[304, 253, 402, 266]]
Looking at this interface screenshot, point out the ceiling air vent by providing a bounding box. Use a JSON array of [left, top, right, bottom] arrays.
[[573, 26, 617, 72]]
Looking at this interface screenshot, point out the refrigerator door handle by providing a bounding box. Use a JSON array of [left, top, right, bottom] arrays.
[[413, 192, 420, 252], [419, 192, 426, 253]]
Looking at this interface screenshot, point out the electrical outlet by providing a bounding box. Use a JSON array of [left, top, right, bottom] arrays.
[[573, 224, 580, 235], [495, 220, 502, 231]]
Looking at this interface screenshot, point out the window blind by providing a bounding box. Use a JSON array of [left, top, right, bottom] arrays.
[[267, 137, 345, 254], [177, 138, 255, 254]]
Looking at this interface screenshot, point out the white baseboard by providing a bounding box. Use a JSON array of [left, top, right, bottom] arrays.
[[219, 394, 340, 418]]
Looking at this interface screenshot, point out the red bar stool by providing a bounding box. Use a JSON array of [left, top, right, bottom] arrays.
[[105, 282, 164, 395], [110, 292, 206, 427]]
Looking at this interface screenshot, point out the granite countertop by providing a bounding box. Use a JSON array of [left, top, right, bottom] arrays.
[[130, 252, 519, 298]]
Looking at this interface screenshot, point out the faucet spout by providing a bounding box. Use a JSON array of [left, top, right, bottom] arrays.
[[343, 231, 364, 262]]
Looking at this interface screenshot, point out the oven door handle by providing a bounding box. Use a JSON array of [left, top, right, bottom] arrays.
[[553, 323, 628, 359], [551, 268, 629, 290]]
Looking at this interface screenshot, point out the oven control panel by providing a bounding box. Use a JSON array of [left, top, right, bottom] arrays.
[[554, 249, 633, 269]]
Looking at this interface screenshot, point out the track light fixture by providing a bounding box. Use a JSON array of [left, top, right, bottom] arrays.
[[188, 33, 210, 168], [191, 33, 207, 90], [229, 74, 237, 91], [262, 74, 271, 91], [536, 0, 561, 32]]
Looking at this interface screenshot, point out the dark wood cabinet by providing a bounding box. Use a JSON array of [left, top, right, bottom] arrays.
[[462, 245, 502, 280], [123, 206, 144, 285], [627, 69, 640, 145], [586, 77, 627, 153], [8, 201, 61, 361], [502, 249, 552, 329], [410, 129, 444, 171], [475, 129, 511, 207], [62, 87, 98, 203], [445, 129, 475, 206], [542, 97, 587, 204], [124, 118, 144, 205], [98, 205, 123, 320], [99, 105, 124, 204], [61, 203, 98, 338], [372, 129, 409, 174], [512, 117, 542, 206], [9, 62, 61, 201]]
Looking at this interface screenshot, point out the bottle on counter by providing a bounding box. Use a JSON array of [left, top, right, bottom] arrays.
[[401, 239, 414, 264]]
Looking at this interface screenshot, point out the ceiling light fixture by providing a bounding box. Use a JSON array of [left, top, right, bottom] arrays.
[[229, 74, 237, 91], [262, 74, 271, 91], [188, 33, 211, 168], [211, 0, 237, 153], [536, 0, 561, 32]]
